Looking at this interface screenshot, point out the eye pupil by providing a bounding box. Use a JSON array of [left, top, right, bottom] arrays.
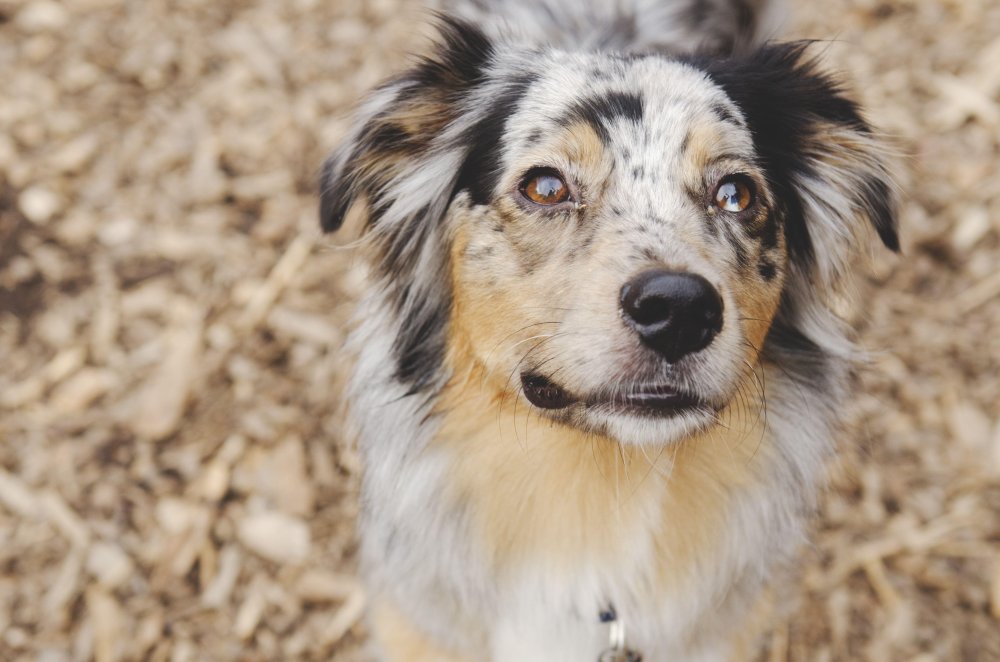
[[536, 176, 562, 199], [522, 170, 570, 206], [714, 178, 753, 213]]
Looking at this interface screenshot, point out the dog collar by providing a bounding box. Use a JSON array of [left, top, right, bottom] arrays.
[[598, 605, 642, 662]]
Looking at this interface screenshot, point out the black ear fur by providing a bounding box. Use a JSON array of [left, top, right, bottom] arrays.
[[319, 153, 352, 233], [317, 17, 503, 394], [318, 16, 494, 234], [691, 42, 899, 266]]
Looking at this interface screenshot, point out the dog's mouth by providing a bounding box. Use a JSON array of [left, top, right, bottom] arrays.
[[520, 372, 707, 418]]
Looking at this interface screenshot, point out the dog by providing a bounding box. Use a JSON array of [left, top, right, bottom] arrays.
[[319, 0, 898, 659]]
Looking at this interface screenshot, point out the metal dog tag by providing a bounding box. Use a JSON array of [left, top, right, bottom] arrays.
[[598, 649, 642, 662], [598, 614, 642, 662]]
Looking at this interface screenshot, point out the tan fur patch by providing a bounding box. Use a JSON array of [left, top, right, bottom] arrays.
[[436, 106, 780, 597], [550, 121, 609, 174], [436, 297, 771, 593], [372, 600, 474, 662], [682, 119, 727, 174], [738, 289, 781, 352]]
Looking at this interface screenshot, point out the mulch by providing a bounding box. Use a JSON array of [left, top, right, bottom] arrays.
[[0, 0, 998, 659]]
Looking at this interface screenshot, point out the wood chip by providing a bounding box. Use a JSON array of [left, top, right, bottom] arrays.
[[48, 367, 117, 413], [237, 511, 311, 565], [39, 490, 90, 549], [16, 1, 69, 32], [42, 550, 85, 621], [294, 570, 359, 604], [18, 185, 62, 224], [318, 585, 366, 648], [86, 542, 134, 590], [2, 0, 998, 659], [128, 305, 203, 441], [201, 546, 242, 609], [234, 584, 267, 640], [991, 556, 1000, 622], [239, 234, 314, 329], [86, 587, 123, 662], [271, 437, 316, 515], [0, 469, 40, 518]]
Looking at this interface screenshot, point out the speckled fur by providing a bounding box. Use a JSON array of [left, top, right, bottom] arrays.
[[319, 1, 898, 659]]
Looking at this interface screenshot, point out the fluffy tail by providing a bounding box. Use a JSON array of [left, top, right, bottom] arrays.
[[441, 0, 783, 55]]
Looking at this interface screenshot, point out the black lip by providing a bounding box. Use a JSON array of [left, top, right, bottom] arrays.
[[595, 384, 704, 416], [521, 373, 576, 409], [520, 373, 705, 416]]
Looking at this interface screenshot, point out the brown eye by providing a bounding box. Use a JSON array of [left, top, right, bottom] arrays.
[[714, 176, 754, 213], [520, 169, 571, 206]]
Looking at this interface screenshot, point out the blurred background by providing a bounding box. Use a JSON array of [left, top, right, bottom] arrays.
[[1, 0, 998, 659]]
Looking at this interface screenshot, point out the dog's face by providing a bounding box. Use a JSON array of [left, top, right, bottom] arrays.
[[447, 57, 784, 444], [321, 19, 897, 446]]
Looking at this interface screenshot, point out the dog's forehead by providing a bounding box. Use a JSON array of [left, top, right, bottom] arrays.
[[501, 52, 743, 145]]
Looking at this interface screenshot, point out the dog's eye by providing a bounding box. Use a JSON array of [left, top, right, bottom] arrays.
[[520, 169, 571, 206], [714, 176, 754, 213]]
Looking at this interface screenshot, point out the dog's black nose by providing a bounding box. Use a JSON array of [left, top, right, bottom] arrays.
[[620, 270, 724, 362]]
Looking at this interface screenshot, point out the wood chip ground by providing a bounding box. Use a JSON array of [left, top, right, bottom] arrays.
[[1, 0, 998, 659]]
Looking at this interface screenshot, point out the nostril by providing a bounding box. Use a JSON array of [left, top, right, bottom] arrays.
[[620, 280, 673, 327], [633, 296, 673, 326]]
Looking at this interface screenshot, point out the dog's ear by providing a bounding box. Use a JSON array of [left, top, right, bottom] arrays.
[[318, 18, 528, 392], [319, 16, 494, 235], [701, 42, 899, 294]]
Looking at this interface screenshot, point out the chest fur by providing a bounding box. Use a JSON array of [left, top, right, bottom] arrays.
[[349, 301, 829, 658], [359, 380, 802, 659]]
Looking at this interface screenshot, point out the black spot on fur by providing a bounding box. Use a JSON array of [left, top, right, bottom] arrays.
[[470, 244, 495, 258], [382, 203, 430, 273], [686, 42, 900, 265], [722, 222, 750, 270], [680, 129, 692, 156], [561, 91, 644, 144], [395, 293, 449, 392], [758, 258, 777, 281], [701, 209, 721, 240], [712, 102, 741, 125], [589, 67, 614, 82], [761, 315, 837, 398], [859, 176, 899, 252], [639, 246, 659, 263], [750, 210, 779, 251], [453, 74, 537, 205], [409, 14, 494, 92], [365, 123, 418, 154], [318, 156, 351, 233]]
